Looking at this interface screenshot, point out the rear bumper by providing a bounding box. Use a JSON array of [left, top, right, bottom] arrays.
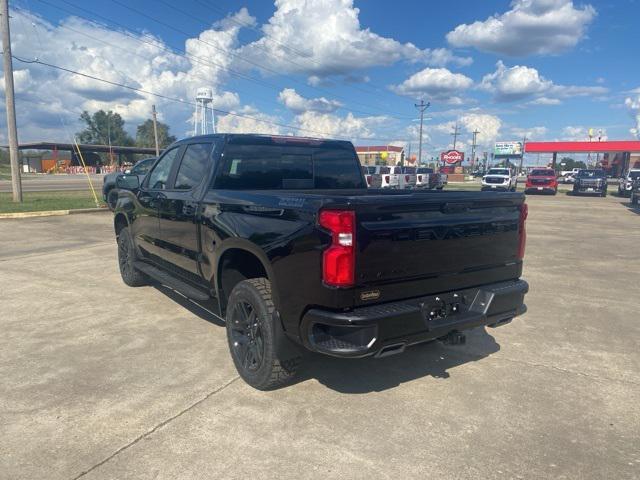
[[525, 185, 556, 193], [301, 279, 528, 358]]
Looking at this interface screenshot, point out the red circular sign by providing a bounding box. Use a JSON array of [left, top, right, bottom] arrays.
[[440, 150, 464, 164]]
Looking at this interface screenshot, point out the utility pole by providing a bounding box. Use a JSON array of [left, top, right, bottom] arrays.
[[414, 99, 430, 165], [451, 121, 461, 151], [1, 0, 23, 202], [519, 136, 527, 174], [470, 129, 479, 170], [151, 105, 160, 157]]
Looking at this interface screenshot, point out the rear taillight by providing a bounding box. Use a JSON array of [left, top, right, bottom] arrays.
[[418, 175, 422, 182], [405, 175, 410, 182], [384, 175, 390, 183], [366, 176, 371, 185], [319, 210, 356, 287], [518, 203, 528, 260]]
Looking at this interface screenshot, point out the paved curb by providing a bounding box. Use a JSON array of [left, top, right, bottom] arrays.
[[0, 208, 109, 219]]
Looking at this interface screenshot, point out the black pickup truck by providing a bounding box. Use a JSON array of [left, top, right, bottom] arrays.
[[114, 134, 528, 389]]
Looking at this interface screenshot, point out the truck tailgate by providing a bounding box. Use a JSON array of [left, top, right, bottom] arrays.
[[352, 192, 524, 294]]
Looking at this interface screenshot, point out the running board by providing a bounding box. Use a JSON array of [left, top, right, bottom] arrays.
[[133, 261, 211, 302]]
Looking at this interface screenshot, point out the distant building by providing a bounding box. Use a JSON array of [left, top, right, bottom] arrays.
[[355, 145, 405, 166]]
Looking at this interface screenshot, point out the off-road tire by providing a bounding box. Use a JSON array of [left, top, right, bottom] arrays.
[[225, 278, 300, 390], [117, 226, 148, 287], [107, 188, 119, 211]]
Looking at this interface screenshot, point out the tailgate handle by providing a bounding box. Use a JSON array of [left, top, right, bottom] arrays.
[[442, 202, 470, 214]]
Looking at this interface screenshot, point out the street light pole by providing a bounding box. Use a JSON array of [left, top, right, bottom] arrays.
[[414, 99, 430, 166], [1, 0, 23, 202]]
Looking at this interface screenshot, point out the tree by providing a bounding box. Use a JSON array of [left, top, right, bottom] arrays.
[[77, 110, 133, 146], [558, 157, 587, 171], [135, 119, 176, 150]]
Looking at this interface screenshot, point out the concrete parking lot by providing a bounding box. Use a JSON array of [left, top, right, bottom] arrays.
[[1, 193, 639, 480]]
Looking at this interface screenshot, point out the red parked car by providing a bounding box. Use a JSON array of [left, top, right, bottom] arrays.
[[525, 168, 558, 195]]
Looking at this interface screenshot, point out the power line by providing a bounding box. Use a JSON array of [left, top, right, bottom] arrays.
[[11, 55, 399, 143], [189, 0, 399, 101], [33, 0, 413, 121], [105, 0, 414, 120]]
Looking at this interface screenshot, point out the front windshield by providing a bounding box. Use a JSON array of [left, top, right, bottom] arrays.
[[488, 169, 509, 175], [628, 171, 640, 179], [577, 170, 605, 178]]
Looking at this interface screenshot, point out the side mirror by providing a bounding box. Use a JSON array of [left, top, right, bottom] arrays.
[[116, 174, 140, 190]]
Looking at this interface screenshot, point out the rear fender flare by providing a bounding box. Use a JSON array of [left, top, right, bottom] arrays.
[[212, 238, 280, 311]]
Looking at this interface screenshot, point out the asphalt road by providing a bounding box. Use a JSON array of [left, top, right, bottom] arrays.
[[1, 194, 639, 479], [0, 174, 104, 192]]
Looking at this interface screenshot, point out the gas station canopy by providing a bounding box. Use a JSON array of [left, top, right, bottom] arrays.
[[525, 141, 640, 153]]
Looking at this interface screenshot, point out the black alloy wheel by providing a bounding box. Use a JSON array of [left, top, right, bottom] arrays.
[[117, 226, 147, 287], [229, 300, 265, 373], [225, 278, 300, 390]]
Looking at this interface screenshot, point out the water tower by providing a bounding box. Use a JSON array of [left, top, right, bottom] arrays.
[[193, 87, 215, 136]]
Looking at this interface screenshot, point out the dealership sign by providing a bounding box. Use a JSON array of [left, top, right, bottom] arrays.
[[440, 150, 464, 164], [494, 141, 523, 156]]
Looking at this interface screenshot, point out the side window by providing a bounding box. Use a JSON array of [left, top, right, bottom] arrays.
[[174, 143, 213, 190], [146, 147, 181, 190], [131, 158, 154, 175]]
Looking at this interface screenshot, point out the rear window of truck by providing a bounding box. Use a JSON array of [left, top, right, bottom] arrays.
[[214, 144, 365, 190]]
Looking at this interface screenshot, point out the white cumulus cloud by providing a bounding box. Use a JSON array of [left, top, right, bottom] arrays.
[[481, 61, 607, 102], [390, 68, 473, 103], [2, 8, 258, 141], [446, 0, 596, 56], [625, 95, 640, 138], [510, 126, 548, 139], [238, 0, 471, 81], [216, 106, 284, 135], [562, 126, 607, 141], [292, 111, 387, 139], [278, 88, 342, 113]]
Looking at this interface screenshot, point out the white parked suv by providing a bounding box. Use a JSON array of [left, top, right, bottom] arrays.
[[618, 169, 640, 197], [481, 168, 518, 192], [373, 165, 402, 188]]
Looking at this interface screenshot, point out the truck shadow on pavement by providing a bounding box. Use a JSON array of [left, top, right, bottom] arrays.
[[153, 284, 500, 394], [295, 327, 500, 393], [619, 201, 640, 215]]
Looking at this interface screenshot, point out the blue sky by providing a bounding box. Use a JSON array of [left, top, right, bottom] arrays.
[[2, 0, 640, 162]]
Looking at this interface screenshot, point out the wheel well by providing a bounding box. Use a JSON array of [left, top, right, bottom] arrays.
[[114, 214, 128, 237], [217, 249, 268, 313]]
